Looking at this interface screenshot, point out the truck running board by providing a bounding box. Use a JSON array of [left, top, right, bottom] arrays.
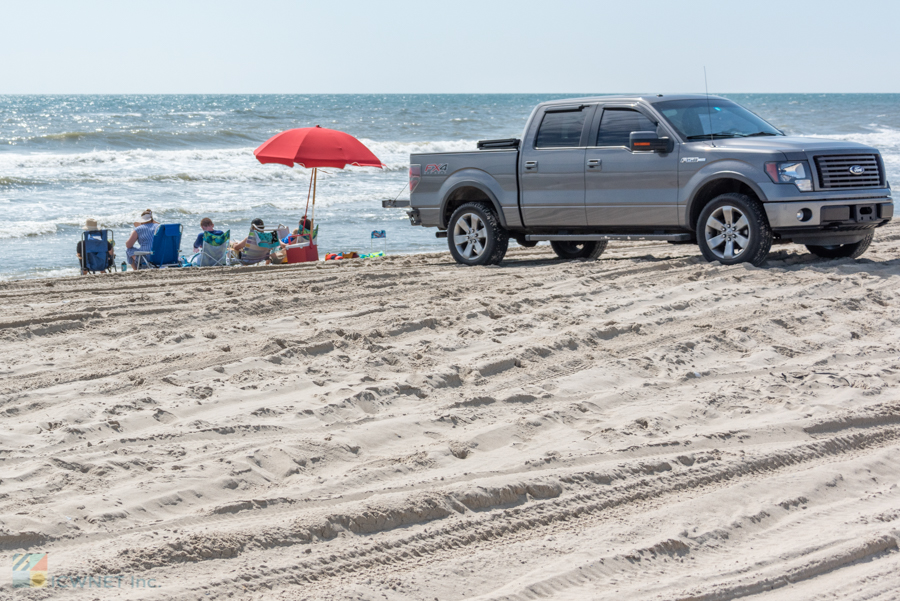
[[526, 233, 692, 242]]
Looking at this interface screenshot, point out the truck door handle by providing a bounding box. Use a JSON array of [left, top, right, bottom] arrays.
[[524, 161, 538, 171], [587, 159, 601, 169]]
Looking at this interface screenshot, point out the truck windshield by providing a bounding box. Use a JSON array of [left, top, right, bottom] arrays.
[[654, 99, 782, 140]]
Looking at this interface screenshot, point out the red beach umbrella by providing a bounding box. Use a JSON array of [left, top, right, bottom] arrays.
[[253, 125, 384, 233], [254, 125, 384, 169]]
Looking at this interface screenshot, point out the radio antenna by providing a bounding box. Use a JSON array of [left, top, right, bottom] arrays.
[[704, 66, 715, 147]]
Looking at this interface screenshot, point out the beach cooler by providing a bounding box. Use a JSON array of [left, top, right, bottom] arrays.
[[286, 240, 318, 263]]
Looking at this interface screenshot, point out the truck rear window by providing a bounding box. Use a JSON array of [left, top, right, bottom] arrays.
[[535, 110, 586, 148]]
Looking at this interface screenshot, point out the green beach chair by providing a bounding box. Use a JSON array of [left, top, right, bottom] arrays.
[[198, 230, 230, 267], [237, 230, 281, 265]]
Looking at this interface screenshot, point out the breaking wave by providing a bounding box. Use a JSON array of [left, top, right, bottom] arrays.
[[807, 127, 900, 152], [0, 139, 478, 187], [0, 221, 60, 239], [8, 128, 258, 149]]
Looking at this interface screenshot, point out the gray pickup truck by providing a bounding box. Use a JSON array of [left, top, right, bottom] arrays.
[[389, 95, 893, 266]]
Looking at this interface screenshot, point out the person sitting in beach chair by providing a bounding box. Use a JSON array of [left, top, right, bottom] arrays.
[[131, 223, 184, 269], [284, 216, 318, 245], [76, 218, 115, 275], [197, 229, 230, 267], [125, 210, 159, 269], [193, 217, 224, 253], [232, 219, 282, 265]]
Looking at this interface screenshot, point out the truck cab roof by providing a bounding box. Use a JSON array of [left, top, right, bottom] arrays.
[[535, 94, 727, 109]]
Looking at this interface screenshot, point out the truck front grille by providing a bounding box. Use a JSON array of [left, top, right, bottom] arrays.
[[814, 154, 883, 189]]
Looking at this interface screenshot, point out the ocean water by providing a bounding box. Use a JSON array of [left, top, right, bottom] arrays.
[[1, 93, 898, 280]]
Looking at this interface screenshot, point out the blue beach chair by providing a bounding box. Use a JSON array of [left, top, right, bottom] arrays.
[[80, 229, 116, 274], [133, 224, 183, 269]]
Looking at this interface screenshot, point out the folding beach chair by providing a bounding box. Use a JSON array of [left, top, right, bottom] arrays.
[[133, 224, 183, 269], [236, 230, 281, 265], [293, 224, 318, 246], [198, 230, 230, 267], [80, 229, 116, 274], [281, 223, 320, 264], [273, 224, 290, 242]]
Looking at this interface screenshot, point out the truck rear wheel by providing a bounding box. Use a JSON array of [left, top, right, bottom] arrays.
[[806, 232, 874, 259], [697, 193, 772, 266], [447, 202, 509, 266], [550, 240, 608, 260]]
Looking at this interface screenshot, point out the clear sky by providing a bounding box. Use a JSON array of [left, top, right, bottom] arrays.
[[2, 0, 898, 94]]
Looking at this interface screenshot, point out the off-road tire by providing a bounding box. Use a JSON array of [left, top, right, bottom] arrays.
[[806, 232, 874, 259], [550, 240, 608, 261], [697, 193, 772, 266], [447, 202, 509, 266]]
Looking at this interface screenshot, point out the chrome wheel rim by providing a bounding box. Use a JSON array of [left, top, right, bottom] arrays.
[[453, 213, 487, 260], [705, 205, 750, 260]]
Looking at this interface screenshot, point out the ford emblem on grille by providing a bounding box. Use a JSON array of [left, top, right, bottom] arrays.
[[849, 165, 865, 175]]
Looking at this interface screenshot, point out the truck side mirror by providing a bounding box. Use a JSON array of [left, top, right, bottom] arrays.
[[630, 131, 673, 153]]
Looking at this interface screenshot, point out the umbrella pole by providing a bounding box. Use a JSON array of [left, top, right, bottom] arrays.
[[311, 167, 317, 236]]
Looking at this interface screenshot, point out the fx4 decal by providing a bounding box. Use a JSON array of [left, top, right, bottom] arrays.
[[424, 163, 448, 175]]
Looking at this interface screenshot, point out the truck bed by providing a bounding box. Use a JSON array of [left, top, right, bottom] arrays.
[[410, 149, 519, 229]]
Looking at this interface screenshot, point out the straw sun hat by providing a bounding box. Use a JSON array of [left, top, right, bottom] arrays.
[[83, 218, 100, 231]]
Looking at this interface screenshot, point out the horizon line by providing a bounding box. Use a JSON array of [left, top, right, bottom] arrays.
[[1, 91, 898, 96]]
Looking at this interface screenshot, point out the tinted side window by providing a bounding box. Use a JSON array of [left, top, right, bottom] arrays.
[[535, 110, 586, 148], [595, 109, 657, 147]]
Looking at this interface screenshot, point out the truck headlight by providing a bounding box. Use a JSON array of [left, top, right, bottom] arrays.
[[765, 161, 812, 192]]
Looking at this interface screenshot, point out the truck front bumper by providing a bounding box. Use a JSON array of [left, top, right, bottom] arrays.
[[764, 198, 893, 229]]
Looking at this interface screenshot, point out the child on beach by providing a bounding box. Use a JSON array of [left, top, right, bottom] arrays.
[[193, 217, 224, 253]]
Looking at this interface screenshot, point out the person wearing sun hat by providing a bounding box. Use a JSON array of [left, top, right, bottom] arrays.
[[75, 218, 115, 274], [125, 209, 159, 269]]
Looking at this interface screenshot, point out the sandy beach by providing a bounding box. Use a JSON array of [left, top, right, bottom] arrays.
[[2, 224, 900, 600]]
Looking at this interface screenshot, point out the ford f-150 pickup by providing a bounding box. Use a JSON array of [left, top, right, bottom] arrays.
[[388, 95, 893, 266]]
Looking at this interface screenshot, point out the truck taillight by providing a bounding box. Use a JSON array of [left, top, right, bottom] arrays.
[[409, 164, 421, 193]]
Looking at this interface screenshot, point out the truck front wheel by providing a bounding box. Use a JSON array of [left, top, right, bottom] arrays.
[[550, 240, 608, 260], [806, 232, 874, 259], [448, 202, 509, 266], [697, 193, 772, 266]]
